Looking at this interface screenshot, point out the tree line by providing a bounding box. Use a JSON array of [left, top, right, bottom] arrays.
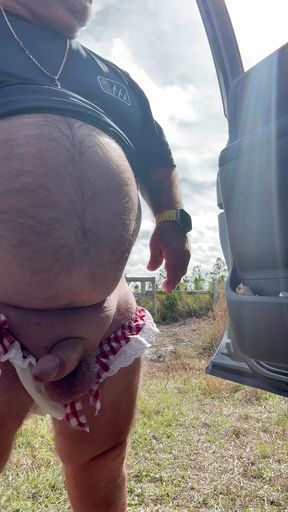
[[156, 257, 228, 291]]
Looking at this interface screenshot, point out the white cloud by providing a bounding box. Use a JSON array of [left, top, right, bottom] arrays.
[[110, 39, 198, 131], [90, 0, 117, 16]]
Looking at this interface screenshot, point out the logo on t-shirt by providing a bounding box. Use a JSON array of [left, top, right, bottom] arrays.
[[98, 76, 131, 106]]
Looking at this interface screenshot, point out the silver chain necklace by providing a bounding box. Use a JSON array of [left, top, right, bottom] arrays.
[[0, 4, 70, 88]]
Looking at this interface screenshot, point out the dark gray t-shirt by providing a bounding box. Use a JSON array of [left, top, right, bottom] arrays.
[[0, 11, 175, 177]]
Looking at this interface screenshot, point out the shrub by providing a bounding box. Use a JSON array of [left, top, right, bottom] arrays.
[[136, 297, 154, 316], [155, 292, 212, 324]]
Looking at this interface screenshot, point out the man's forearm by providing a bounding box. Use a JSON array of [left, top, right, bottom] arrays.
[[138, 167, 183, 215], [142, 166, 191, 291]]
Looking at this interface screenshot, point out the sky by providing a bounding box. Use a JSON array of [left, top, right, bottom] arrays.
[[79, 0, 288, 279]]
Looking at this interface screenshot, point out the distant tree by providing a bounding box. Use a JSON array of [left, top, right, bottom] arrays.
[[155, 259, 227, 293], [209, 257, 228, 284], [156, 268, 166, 290], [191, 265, 206, 290], [181, 275, 193, 291], [175, 277, 190, 291]]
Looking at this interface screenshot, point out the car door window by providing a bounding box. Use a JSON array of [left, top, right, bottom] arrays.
[[225, 0, 288, 70]]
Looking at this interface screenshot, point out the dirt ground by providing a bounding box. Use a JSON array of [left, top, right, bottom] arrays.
[[146, 314, 215, 364]]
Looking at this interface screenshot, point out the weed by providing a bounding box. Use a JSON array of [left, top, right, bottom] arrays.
[[155, 292, 212, 324], [198, 288, 227, 356]]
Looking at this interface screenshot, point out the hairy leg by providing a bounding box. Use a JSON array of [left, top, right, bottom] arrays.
[[0, 362, 32, 471], [53, 358, 142, 512]]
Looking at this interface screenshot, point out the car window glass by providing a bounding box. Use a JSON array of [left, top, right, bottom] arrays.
[[225, 0, 288, 70]]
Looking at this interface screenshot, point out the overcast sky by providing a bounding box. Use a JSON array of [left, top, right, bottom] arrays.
[[79, 0, 288, 278]]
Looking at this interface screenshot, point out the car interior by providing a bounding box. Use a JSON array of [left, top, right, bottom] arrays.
[[197, 0, 288, 397]]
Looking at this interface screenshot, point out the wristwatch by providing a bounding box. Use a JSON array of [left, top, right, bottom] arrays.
[[155, 208, 192, 233]]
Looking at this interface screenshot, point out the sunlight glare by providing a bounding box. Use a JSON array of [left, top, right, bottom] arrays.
[[225, 0, 288, 69]]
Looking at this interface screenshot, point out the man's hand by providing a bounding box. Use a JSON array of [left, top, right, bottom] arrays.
[[139, 166, 190, 292], [147, 222, 191, 293]]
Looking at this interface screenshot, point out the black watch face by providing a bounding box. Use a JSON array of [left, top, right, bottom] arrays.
[[177, 208, 192, 233]]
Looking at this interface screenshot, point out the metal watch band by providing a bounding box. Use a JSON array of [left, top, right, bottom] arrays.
[[155, 210, 178, 223], [155, 208, 192, 233]]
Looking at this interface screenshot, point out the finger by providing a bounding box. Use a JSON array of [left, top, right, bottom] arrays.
[[163, 276, 179, 294], [163, 269, 182, 293], [147, 245, 163, 271], [32, 338, 83, 383], [164, 258, 188, 293]]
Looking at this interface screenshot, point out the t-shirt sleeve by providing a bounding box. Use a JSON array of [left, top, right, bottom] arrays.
[[124, 72, 176, 176]]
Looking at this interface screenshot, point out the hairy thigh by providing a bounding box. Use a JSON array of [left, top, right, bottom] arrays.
[[0, 362, 32, 435], [53, 358, 142, 468]]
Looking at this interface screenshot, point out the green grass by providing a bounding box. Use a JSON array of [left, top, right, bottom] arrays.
[[0, 416, 68, 512], [127, 367, 288, 511], [137, 291, 213, 324], [2, 298, 288, 511], [2, 368, 288, 511]]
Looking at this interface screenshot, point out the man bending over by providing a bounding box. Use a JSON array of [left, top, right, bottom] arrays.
[[0, 0, 191, 293], [0, 114, 153, 511], [0, 1, 191, 510]]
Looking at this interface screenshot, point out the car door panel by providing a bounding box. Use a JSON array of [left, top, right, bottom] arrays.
[[197, 0, 288, 392]]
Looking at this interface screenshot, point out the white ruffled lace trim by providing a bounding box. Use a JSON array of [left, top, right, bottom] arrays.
[[1, 339, 66, 420], [0, 309, 159, 421], [103, 310, 159, 380]]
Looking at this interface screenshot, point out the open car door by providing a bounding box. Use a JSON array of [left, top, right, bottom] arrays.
[[197, 0, 288, 397]]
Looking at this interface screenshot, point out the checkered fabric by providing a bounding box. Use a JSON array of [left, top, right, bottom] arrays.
[[64, 306, 147, 431], [0, 307, 147, 432]]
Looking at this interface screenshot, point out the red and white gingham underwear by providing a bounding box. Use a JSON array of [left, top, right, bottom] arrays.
[[0, 307, 158, 432]]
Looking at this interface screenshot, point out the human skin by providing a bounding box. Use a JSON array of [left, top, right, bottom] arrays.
[[0, 266, 138, 510], [0, 282, 140, 512], [1, 0, 191, 293], [0, 3, 190, 508], [0, 114, 141, 511], [0, 113, 141, 395], [1, 0, 93, 37]]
